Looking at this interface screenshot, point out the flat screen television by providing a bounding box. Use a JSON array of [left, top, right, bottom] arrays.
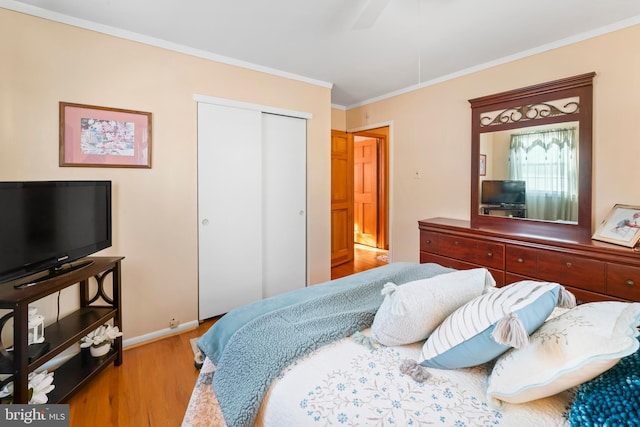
[[481, 180, 526, 206], [0, 181, 112, 286]]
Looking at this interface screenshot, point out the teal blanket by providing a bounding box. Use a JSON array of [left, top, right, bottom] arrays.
[[199, 262, 453, 427]]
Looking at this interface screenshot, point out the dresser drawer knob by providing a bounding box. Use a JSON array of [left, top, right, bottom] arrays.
[[517, 258, 524, 263], [454, 241, 460, 246], [425, 239, 431, 244], [627, 279, 635, 287], [566, 262, 572, 268], [487, 252, 493, 257]]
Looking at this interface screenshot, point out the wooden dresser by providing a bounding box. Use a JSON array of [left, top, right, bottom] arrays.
[[419, 217, 640, 303]]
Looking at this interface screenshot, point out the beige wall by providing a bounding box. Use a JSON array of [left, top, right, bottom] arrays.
[[331, 108, 347, 131], [347, 24, 640, 263], [3, 7, 639, 342], [0, 9, 331, 340]]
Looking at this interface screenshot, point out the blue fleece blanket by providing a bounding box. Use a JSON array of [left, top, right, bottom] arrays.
[[199, 262, 453, 427]]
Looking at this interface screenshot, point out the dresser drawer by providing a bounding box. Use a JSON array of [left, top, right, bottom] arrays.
[[418, 218, 640, 304], [537, 253, 605, 292], [564, 285, 626, 304], [505, 272, 535, 285], [506, 246, 538, 276], [420, 252, 505, 286], [419, 231, 440, 253], [438, 234, 504, 269], [607, 263, 640, 301], [505, 272, 626, 303]]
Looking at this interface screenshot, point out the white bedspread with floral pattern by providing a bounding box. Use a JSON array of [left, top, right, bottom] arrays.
[[183, 328, 573, 427]]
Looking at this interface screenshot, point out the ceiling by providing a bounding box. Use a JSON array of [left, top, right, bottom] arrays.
[[5, 0, 640, 108]]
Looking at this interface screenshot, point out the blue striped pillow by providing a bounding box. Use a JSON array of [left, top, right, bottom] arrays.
[[420, 281, 565, 369]]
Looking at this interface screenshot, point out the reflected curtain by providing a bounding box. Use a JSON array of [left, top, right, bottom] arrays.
[[508, 128, 578, 222]]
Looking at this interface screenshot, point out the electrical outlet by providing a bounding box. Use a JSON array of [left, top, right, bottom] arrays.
[[169, 318, 179, 329]]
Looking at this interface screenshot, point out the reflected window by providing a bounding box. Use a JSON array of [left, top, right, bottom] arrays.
[[508, 127, 578, 222]]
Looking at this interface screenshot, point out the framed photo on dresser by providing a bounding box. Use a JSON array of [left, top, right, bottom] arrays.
[[592, 204, 640, 248]]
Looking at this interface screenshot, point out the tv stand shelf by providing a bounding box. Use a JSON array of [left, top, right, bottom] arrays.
[[0, 256, 123, 404], [481, 205, 527, 218]]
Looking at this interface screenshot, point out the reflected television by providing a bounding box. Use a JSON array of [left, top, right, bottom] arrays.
[[481, 180, 526, 206]]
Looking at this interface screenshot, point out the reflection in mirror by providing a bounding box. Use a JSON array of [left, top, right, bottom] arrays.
[[479, 121, 579, 223], [469, 72, 595, 241]]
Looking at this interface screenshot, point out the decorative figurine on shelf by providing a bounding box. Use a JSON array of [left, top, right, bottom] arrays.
[[27, 307, 45, 345], [79, 324, 123, 357], [0, 370, 55, 404]]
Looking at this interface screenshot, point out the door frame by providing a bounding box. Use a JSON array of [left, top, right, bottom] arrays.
[[353, 130, 388, 250], [348, 121, 393, 259]]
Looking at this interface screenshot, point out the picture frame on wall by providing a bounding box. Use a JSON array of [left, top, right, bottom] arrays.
[[59, 102, 152, 168], [479, 154, 486, 176], [592, 204, 640, 248]]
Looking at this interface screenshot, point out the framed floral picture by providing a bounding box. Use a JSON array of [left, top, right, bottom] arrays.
[[479, 154, 486, 176], [592, 204, 640, 248], [59, 102, 152, 168]]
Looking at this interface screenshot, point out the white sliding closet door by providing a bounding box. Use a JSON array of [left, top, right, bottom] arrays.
[[262, 113, 307, 298], [197, 103, 307, 320], [198, 103, 263, 319]]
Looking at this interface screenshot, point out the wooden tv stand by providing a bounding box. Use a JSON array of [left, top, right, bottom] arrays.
[[481, 205, 527, 218], [0, 256, 123, 403], [419, 218, 640, 303]]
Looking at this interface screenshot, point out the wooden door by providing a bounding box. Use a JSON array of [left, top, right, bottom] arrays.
[[330, 130, 354, 267], [354, 137, 378, 247]]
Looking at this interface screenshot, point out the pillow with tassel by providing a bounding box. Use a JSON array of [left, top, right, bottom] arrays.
[[417, 280, 575, 370], [370, 268, 496, 346]]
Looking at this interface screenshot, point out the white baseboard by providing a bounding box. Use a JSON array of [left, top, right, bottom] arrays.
[[123, 320, 200, 348]]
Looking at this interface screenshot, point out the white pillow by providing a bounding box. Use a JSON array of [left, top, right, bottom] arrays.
[[370, 268, 496, 346], [420, 280, 574, 369], [487, 301, 640, 405]]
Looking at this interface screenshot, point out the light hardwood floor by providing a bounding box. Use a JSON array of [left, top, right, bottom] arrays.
[[67, 318, 216, 427], [66, 245, 388, 426], [331, 244, 389, 279]]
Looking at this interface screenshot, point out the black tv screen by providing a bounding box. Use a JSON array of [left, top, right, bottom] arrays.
[[481, 180, 526, 205], [0, 181, 112, 284]]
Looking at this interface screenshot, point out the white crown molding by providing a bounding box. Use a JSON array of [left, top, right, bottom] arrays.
[[3, 0, 639, 110], [345, 14, 640, 110], [0, 0, 333, 91]]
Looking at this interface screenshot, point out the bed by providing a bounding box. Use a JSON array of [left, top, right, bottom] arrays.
[[183, 262, 640, 427]]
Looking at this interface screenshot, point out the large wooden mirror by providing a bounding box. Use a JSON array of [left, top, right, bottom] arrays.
[[469, 73, 595, 241]]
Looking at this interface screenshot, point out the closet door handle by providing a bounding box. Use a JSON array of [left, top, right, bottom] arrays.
[[201, 219, 209, 226]]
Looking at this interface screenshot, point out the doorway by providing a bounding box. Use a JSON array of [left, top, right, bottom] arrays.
[[331, 126, 389, 274]]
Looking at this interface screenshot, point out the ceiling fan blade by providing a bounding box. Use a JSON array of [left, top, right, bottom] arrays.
[[352, 0, 391, 30]]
